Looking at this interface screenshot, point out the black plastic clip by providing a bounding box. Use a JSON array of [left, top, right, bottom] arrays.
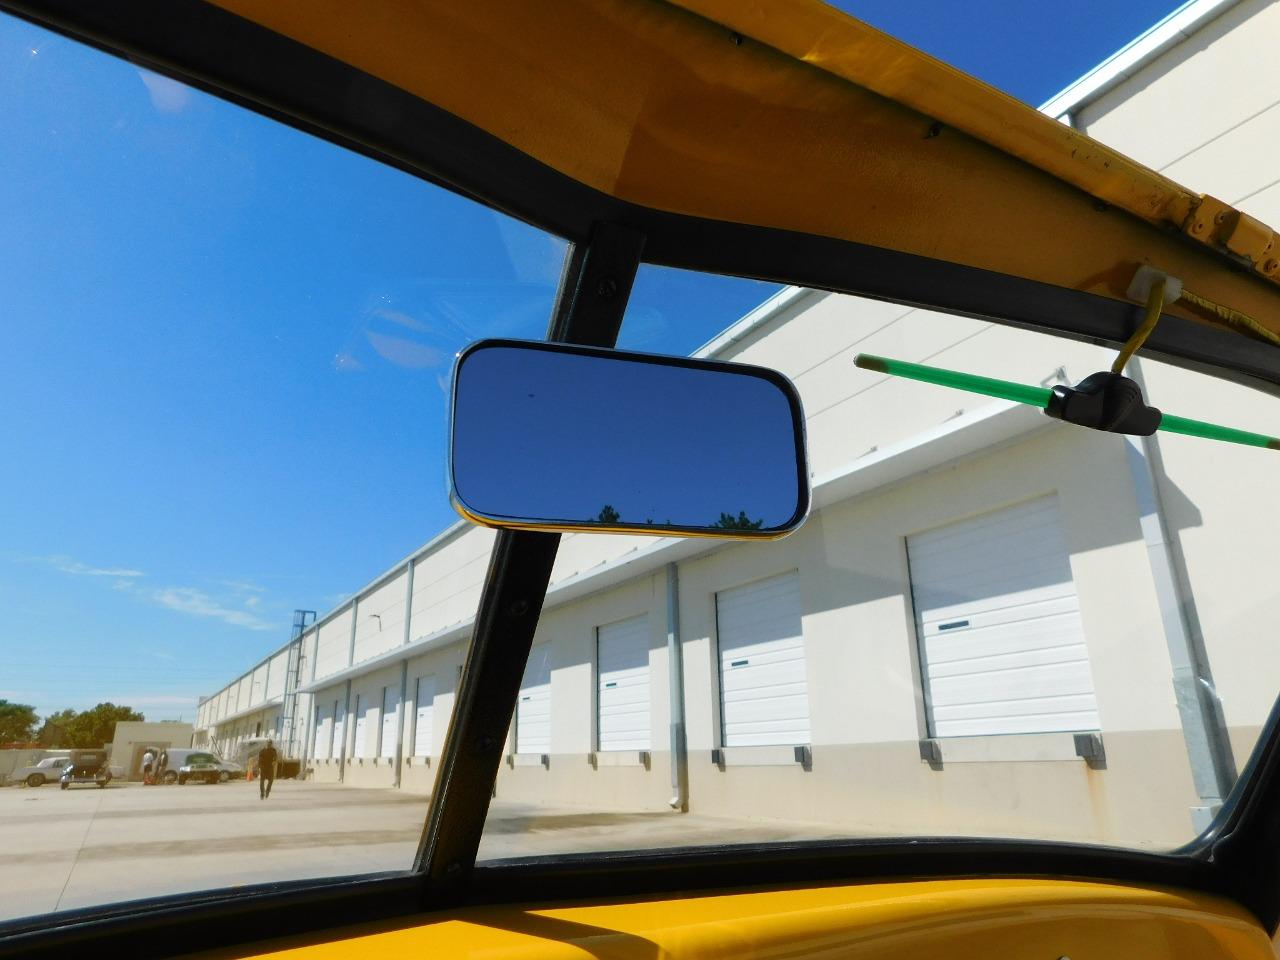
[[1044, 371, 1161, 436]]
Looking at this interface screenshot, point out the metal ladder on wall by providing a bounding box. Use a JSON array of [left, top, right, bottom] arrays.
[[280, 609, 316, 763]]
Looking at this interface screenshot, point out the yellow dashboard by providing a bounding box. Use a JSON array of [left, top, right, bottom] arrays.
[[198, 878, 1274, 959]]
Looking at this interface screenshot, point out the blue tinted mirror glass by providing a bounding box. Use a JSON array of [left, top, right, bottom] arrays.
[[450, 340, 809, 537]]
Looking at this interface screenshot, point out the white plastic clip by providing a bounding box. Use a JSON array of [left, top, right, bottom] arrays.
[[1127, 265, 1183, 306]]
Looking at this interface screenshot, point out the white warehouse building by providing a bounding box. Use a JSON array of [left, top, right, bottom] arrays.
[[195, 0, 1280, 849]]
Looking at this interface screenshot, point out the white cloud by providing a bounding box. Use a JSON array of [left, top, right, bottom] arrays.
[[372, 307, 429, 332], [36, 555, 145, 578], [137, 69, 193, 114], [364, 330, 444, 368], [149, 587, 275, 631], [215, 578, 267, 595], [26, 556, 276, 633], [332, 351, 365, 372]]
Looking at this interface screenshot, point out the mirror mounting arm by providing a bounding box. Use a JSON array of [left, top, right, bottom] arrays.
[[549, 221, 646, 347], [417, 222, 644, 905]]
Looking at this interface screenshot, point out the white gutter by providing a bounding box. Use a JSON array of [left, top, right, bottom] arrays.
[[693, 286, 816, 359], [1039, 0, 1240, 121]]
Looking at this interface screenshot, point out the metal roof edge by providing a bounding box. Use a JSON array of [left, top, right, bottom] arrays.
[[692, 286, 817, 359], [1038, 0, 1241, 120]]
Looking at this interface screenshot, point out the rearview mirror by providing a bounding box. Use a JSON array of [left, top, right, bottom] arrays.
[[449, 340, 809, 538]]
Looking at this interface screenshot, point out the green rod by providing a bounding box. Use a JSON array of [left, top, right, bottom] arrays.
[[1159, 413, 1280, 450], [855, 353, 1052, 408], [855, 352, 1280, 452]]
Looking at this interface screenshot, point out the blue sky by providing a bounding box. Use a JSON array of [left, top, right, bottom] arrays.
[[0, 1, 1187, 722]]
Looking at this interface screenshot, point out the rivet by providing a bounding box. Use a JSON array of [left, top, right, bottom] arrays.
[[1191, 221, 1205, 234], [1214, 210, 1229, 224], [1265, 259, 1280, 275], [508, 599, 529, 617], [596, 276, 618, 299]]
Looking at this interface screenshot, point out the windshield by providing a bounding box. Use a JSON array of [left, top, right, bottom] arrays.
[[4, 0, 1280, 931], [471, 265, 1280, 858], [0, 13, 575, 918]]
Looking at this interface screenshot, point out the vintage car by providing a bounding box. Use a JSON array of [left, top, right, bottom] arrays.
[[7, 756, 71, 788], [58, 751, 112, 790]]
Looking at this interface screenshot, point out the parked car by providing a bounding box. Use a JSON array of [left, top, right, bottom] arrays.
[[59, 751, 112, 789], [8, 756, 71, 788], [156, 748, 236, 784], [214, 758, 244, 782], [176, 753, 225, 785]]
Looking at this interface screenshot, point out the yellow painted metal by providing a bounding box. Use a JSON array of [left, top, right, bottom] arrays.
[[194, 879, 1273, 959], [203, 0, 1280, 341]]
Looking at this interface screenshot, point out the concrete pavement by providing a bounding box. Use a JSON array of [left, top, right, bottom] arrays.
[[0, 779, 836, 922]]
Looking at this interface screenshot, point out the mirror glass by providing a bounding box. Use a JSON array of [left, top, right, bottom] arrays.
[[450, 340, 809, 537]]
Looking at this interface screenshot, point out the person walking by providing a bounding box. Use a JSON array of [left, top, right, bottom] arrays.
[[141, 748, 156, 785], [257, 740, 279, 799]]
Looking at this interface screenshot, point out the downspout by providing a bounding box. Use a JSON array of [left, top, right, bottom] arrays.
[[340, 598, 358, 786], [1125, 359, 1237, 832], [394, 559, 415, 789], [666, 563, 689, 812]]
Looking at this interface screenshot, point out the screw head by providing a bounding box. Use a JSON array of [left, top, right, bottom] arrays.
[[1264, 259, 1280, 275], [596, 277, 618, 299], [508, 599, 529, 617], [1214, 210, 1229, 224], [1192, 221, 1206, 234]]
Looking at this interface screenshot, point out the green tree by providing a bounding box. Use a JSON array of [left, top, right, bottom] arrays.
[[37, 709, 79, 746], [0, 700, 38, 744], [711, 510, 764, 531], [63, 703, 144, 748], [596, 504, 621, 524]]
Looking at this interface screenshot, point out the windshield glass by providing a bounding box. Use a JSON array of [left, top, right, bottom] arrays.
[[470, 269, 1279, 858], [0, 13, 568, 919]]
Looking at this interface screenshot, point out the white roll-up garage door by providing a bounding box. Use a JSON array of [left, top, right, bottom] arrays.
[[516, 643, 552, 755], [380, 685, 400, 759], [330, 699, 344, 760], [412, 674, 435, 757], [907, 495, 1099, 738], [352, 695, 368, 758], [312, 704, 331, 759], [717, 571, 810, 747], [597, 615, 651, 752]]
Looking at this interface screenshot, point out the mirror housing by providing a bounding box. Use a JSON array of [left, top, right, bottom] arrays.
[[449, 339, 809, 538]]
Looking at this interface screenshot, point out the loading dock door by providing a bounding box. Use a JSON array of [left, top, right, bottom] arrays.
[[597, 615, 651, 752], [516, 643, 551, 755], [312, 704, 331, 759], [331, 700, 344, 759], [380, 686, 400, 759], [413, 674, 435, 757], [717, 571, 810, 747], [352, 695, 367, 759], [907, 495, 1100, 738]]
